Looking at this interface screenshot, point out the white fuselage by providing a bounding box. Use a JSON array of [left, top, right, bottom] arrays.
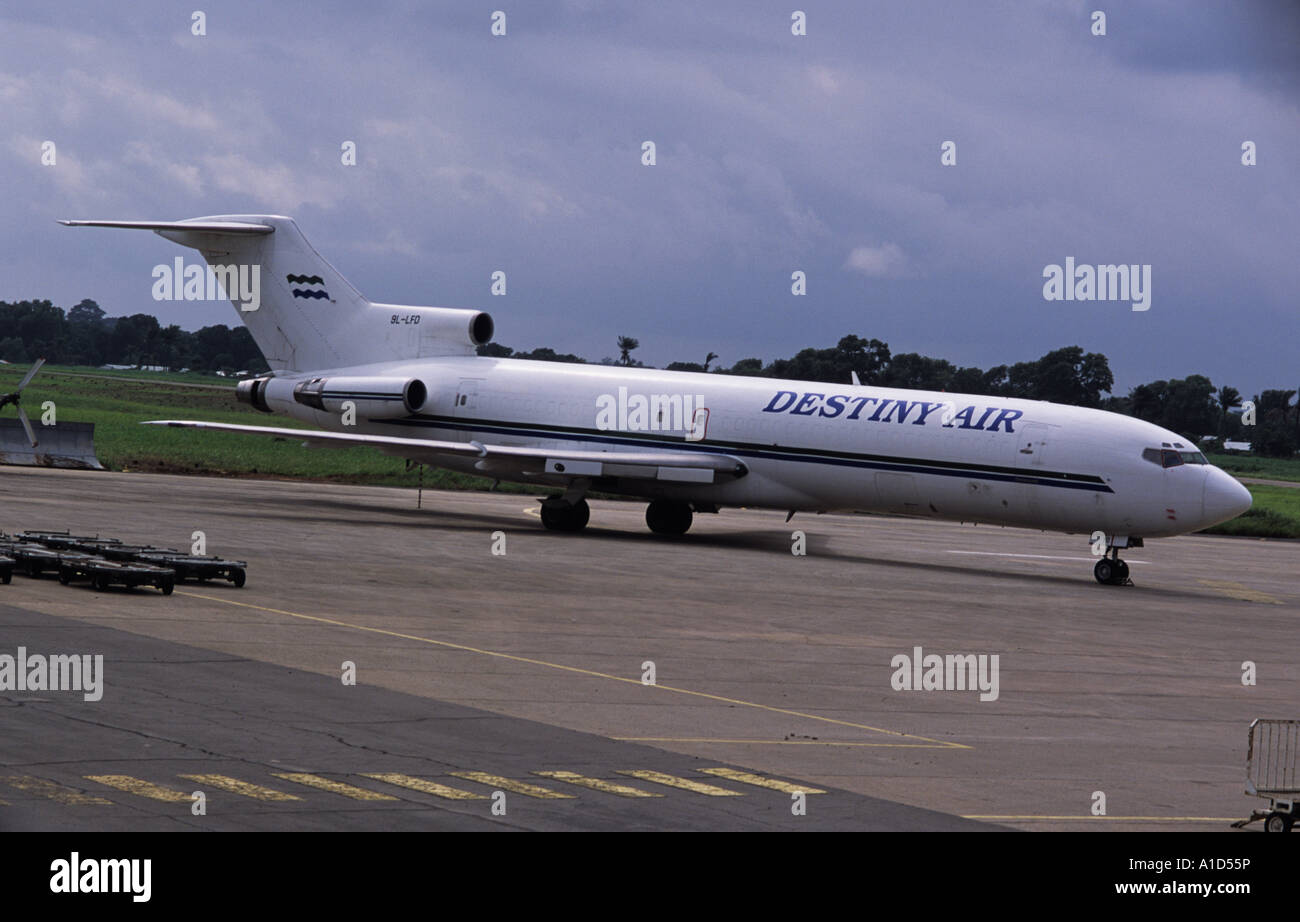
[[257, 356, 1252, 540]]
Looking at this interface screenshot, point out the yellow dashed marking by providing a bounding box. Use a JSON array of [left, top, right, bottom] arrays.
[[86, 775, 191, 803], [450, 771, 574, 799], [177, 774, 300, 801], [362, 773, 486, 800], [4, 776, 112, 805], [617, 769, 743, 796], [1197, 580, 1282, 604], [700, 768, 826, 794], [177, 590, 965, 749], [270, 773, 397, 801], [534, 771, 661, 798]]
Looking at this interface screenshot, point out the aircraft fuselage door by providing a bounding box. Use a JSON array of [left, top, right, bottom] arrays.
[[1016, 422, 1051, 518], [454, 378, 482, 415], [1017, 422, 1049, 467]]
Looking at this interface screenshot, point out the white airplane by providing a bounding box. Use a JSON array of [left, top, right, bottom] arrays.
[[63, 215, 1252, 584]]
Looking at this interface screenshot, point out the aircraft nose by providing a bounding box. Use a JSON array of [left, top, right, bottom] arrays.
[[1202, 466, 1252, 526]]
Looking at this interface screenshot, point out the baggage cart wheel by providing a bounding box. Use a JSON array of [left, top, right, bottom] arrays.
[[1265, 812, 1293, 833], [160, 578, 174, 596], [58, 568, 71, 585], [1, 572, 10, 585], [93, 574, 110, 592], [232, 569, 246, 588]]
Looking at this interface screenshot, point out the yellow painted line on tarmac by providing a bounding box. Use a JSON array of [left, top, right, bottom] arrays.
[[1196, 580, 1282, 604], [614, 737, 953, 748], [523, 506, 540, 518], [86, 775, 192, 803], [451, 771, 575, 799], [965, 814, 1238, 823], [617, 769, 743, 796], [362, 773, 487, 800], [177, 774, 301, 801], [534, 771, 661, 798], [700, 767, 826, 794], [177, 590, 965, 749], [4, 776, 112, 805], [270, 773, 397, 801]]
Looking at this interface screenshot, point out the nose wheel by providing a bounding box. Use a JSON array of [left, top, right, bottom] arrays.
[[1094, 553, 1131, 586]]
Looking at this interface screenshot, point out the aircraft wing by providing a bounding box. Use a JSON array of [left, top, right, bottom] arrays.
[[143, 420, 747, 484]]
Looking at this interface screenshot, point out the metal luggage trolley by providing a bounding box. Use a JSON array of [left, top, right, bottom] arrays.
[[1232, 718, 1299, 832]]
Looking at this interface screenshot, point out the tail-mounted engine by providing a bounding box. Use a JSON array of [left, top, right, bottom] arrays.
[[291, 376, 428, 418]]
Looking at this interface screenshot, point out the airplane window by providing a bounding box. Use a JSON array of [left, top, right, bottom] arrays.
[[1141, 448, 1162, 466], [1161, 449, 1184, 467], [1179, 451, 1207, 464]]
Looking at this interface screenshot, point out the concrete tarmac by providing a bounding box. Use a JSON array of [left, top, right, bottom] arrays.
[[1, 466, 1295, 831]]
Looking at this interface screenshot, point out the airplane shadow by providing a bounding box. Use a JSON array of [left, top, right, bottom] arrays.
[[243, 494, 1226, 603]]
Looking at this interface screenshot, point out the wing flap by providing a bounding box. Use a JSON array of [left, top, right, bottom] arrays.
[[143, 420, 747, 483]]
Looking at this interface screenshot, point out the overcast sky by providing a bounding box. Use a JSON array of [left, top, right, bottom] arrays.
[[3, 1, 1297, 397]]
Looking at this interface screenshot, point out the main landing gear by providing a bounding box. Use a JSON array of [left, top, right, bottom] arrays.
[[645, 499, 693, 536], [540, 497, 590, 532], [539, 495, 699, 536]]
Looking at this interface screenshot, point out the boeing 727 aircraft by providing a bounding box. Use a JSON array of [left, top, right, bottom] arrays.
[[62, 215, 1252, 584]]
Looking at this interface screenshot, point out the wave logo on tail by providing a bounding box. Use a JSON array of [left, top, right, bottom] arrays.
[[287, 273, 330, 300]]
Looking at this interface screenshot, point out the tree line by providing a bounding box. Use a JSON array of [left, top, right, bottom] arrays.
[[0, 299, 265, 374]]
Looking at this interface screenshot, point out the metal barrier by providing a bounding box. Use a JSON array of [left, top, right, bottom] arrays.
[[1234, 718, 1300, 830], [0, 419, 105, 470], [1246, 718, 1299, 796]]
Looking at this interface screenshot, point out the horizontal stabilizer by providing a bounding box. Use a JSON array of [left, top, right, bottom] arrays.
[[58, 219, 274, 235]]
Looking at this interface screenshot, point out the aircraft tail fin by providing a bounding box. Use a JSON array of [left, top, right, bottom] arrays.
[[61, 215, 492, 373]]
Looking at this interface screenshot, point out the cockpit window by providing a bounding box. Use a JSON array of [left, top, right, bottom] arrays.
[[1144, 447, 1196, 467], [1144, 447, 1207, 467]]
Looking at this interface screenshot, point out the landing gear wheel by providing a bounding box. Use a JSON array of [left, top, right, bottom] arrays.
[[1114, 559, 1129, 583], [1265, 812, 1293, 833], [646, 500, 693, 536], [1094, 559, 1115, 585], [540, 498, 590, 532]]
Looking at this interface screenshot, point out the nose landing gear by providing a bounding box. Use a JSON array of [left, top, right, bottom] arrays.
[[1093, 554, 1130, 586], [1093, 536, 1140, 585]]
